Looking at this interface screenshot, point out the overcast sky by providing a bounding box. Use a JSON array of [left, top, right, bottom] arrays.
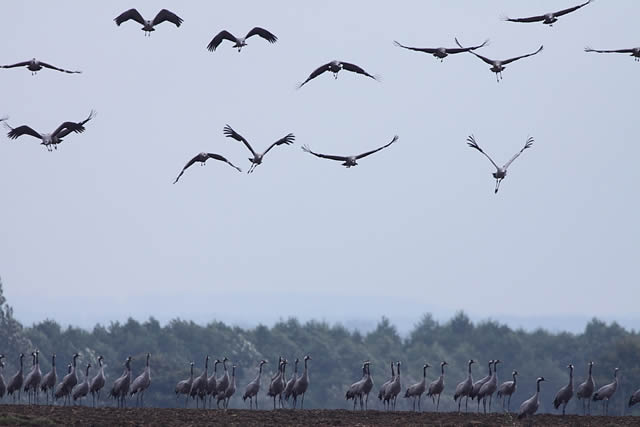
[[1, 1, 638, 333]]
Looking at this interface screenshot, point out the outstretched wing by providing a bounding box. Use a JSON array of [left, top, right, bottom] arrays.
[[502, 45, 543, 65], [1, 61, 31, 69], [55, 110, 97, 138], [223, 124, 256, 156], [173, 154, 205, 184], [503, 14, 546, 23], [393, 41, 438, 54], [152, 9, 183, 27], [554, 0, 593, 17], [262, 133, 295, 156], [455, 38, 495, 65], [245, 27, 277, 43], [173, 153, 241, 183], [466, 135, 500, 170], [297, 63, 332, 89], [301, 145, 348, 162], [355, 135, 399, 160], [340, 62, 378, 80], [114, 8, 146, 26], [503, 136, 534, 170], [585, 46, 635, 54], [5, 124, 42, 140], [206, 153, 242, 172], [446, 39, 489, 54], [207, 31, 237, 52], [39, 61, 81, 74]]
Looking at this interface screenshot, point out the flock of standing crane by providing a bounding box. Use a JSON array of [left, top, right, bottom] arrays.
[[0, 351, 314, 412], [4, 1, 639, 193], [3, 350, 640, 420], [345, 359, 635, 420]]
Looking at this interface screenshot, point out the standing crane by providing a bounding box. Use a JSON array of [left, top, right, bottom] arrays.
[[129, 353, 151, 407], [576, 361, 596, 415], [553, 364, 574, 415], [405, 363, 430, 411], [454, 359, 475, 413], [89, 356, 105, 407], [518, 377, 545, 420], [292, 355, 311, 409], [497, 370, 518, 412], [242, 360, 268, 409], [593, 367, 619, 415], [427, 361, 448, 412]]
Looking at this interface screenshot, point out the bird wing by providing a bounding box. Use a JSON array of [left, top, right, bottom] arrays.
[[554, 0, 592, 17], [55, 110, 96, 138], [503, 14, 546, 23], [114, 9, 146, 26], [503, 136, 534, 169], [585, 47, 635, 54], [173, 154, 205, 184], [38, 61, 81, 74], [207, 31, 237, 51], [340, 62, 378, 80], [223, 124, 256, 156], [245, 27, 277, 43], [297, 62, 332, 89], [446, 39, 489, 54], [455, 38, 495, 65], [301, 145, 348, 162], [6, 124, 42, 140], [206, 153, 242, 172], [502, 46, 544, 65], [152, 9, 183, 27], [355, 135, 399, 160], [262, 133, 295, 156], [466, 135, 500, 170], [393, 41, 438, 54], [1, 61, 31, 69]]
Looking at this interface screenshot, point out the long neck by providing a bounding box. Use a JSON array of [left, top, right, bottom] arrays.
[[223, 360, 227, 372], [468, 362, 472, 375], [231, 366, 235, 379], [488, 362, 492, 376], [259, 364, 263, 376], [391, 363, 395, 377], [294, 361, 298, 374], [52, 355, 56, 367], [423, 366, 427, 378], [147, 355, 150, 368], [569, 368, 573, 385], [441, 364, 445, 376], [304, 359, 308, 373], [397, 364, 400, 378], [536, 380, 541, 394], [588, 364, 592, 378], [204, 358, 208, 374], [86, 366, 90, 377], [513, 374, 517, 384], [214, 362, 219, 375], [189, 365, 193, 379]]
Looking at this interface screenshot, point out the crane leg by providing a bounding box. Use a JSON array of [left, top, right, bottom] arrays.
[[437, 394, 441, 412], [508, 395, 512, 412], [489, 394, 492, 412]]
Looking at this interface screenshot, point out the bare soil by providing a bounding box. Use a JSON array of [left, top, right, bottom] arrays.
[[0, 404, 634, 426]]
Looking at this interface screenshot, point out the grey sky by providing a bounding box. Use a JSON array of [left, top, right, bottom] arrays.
[[1, 1, 638, 333]]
